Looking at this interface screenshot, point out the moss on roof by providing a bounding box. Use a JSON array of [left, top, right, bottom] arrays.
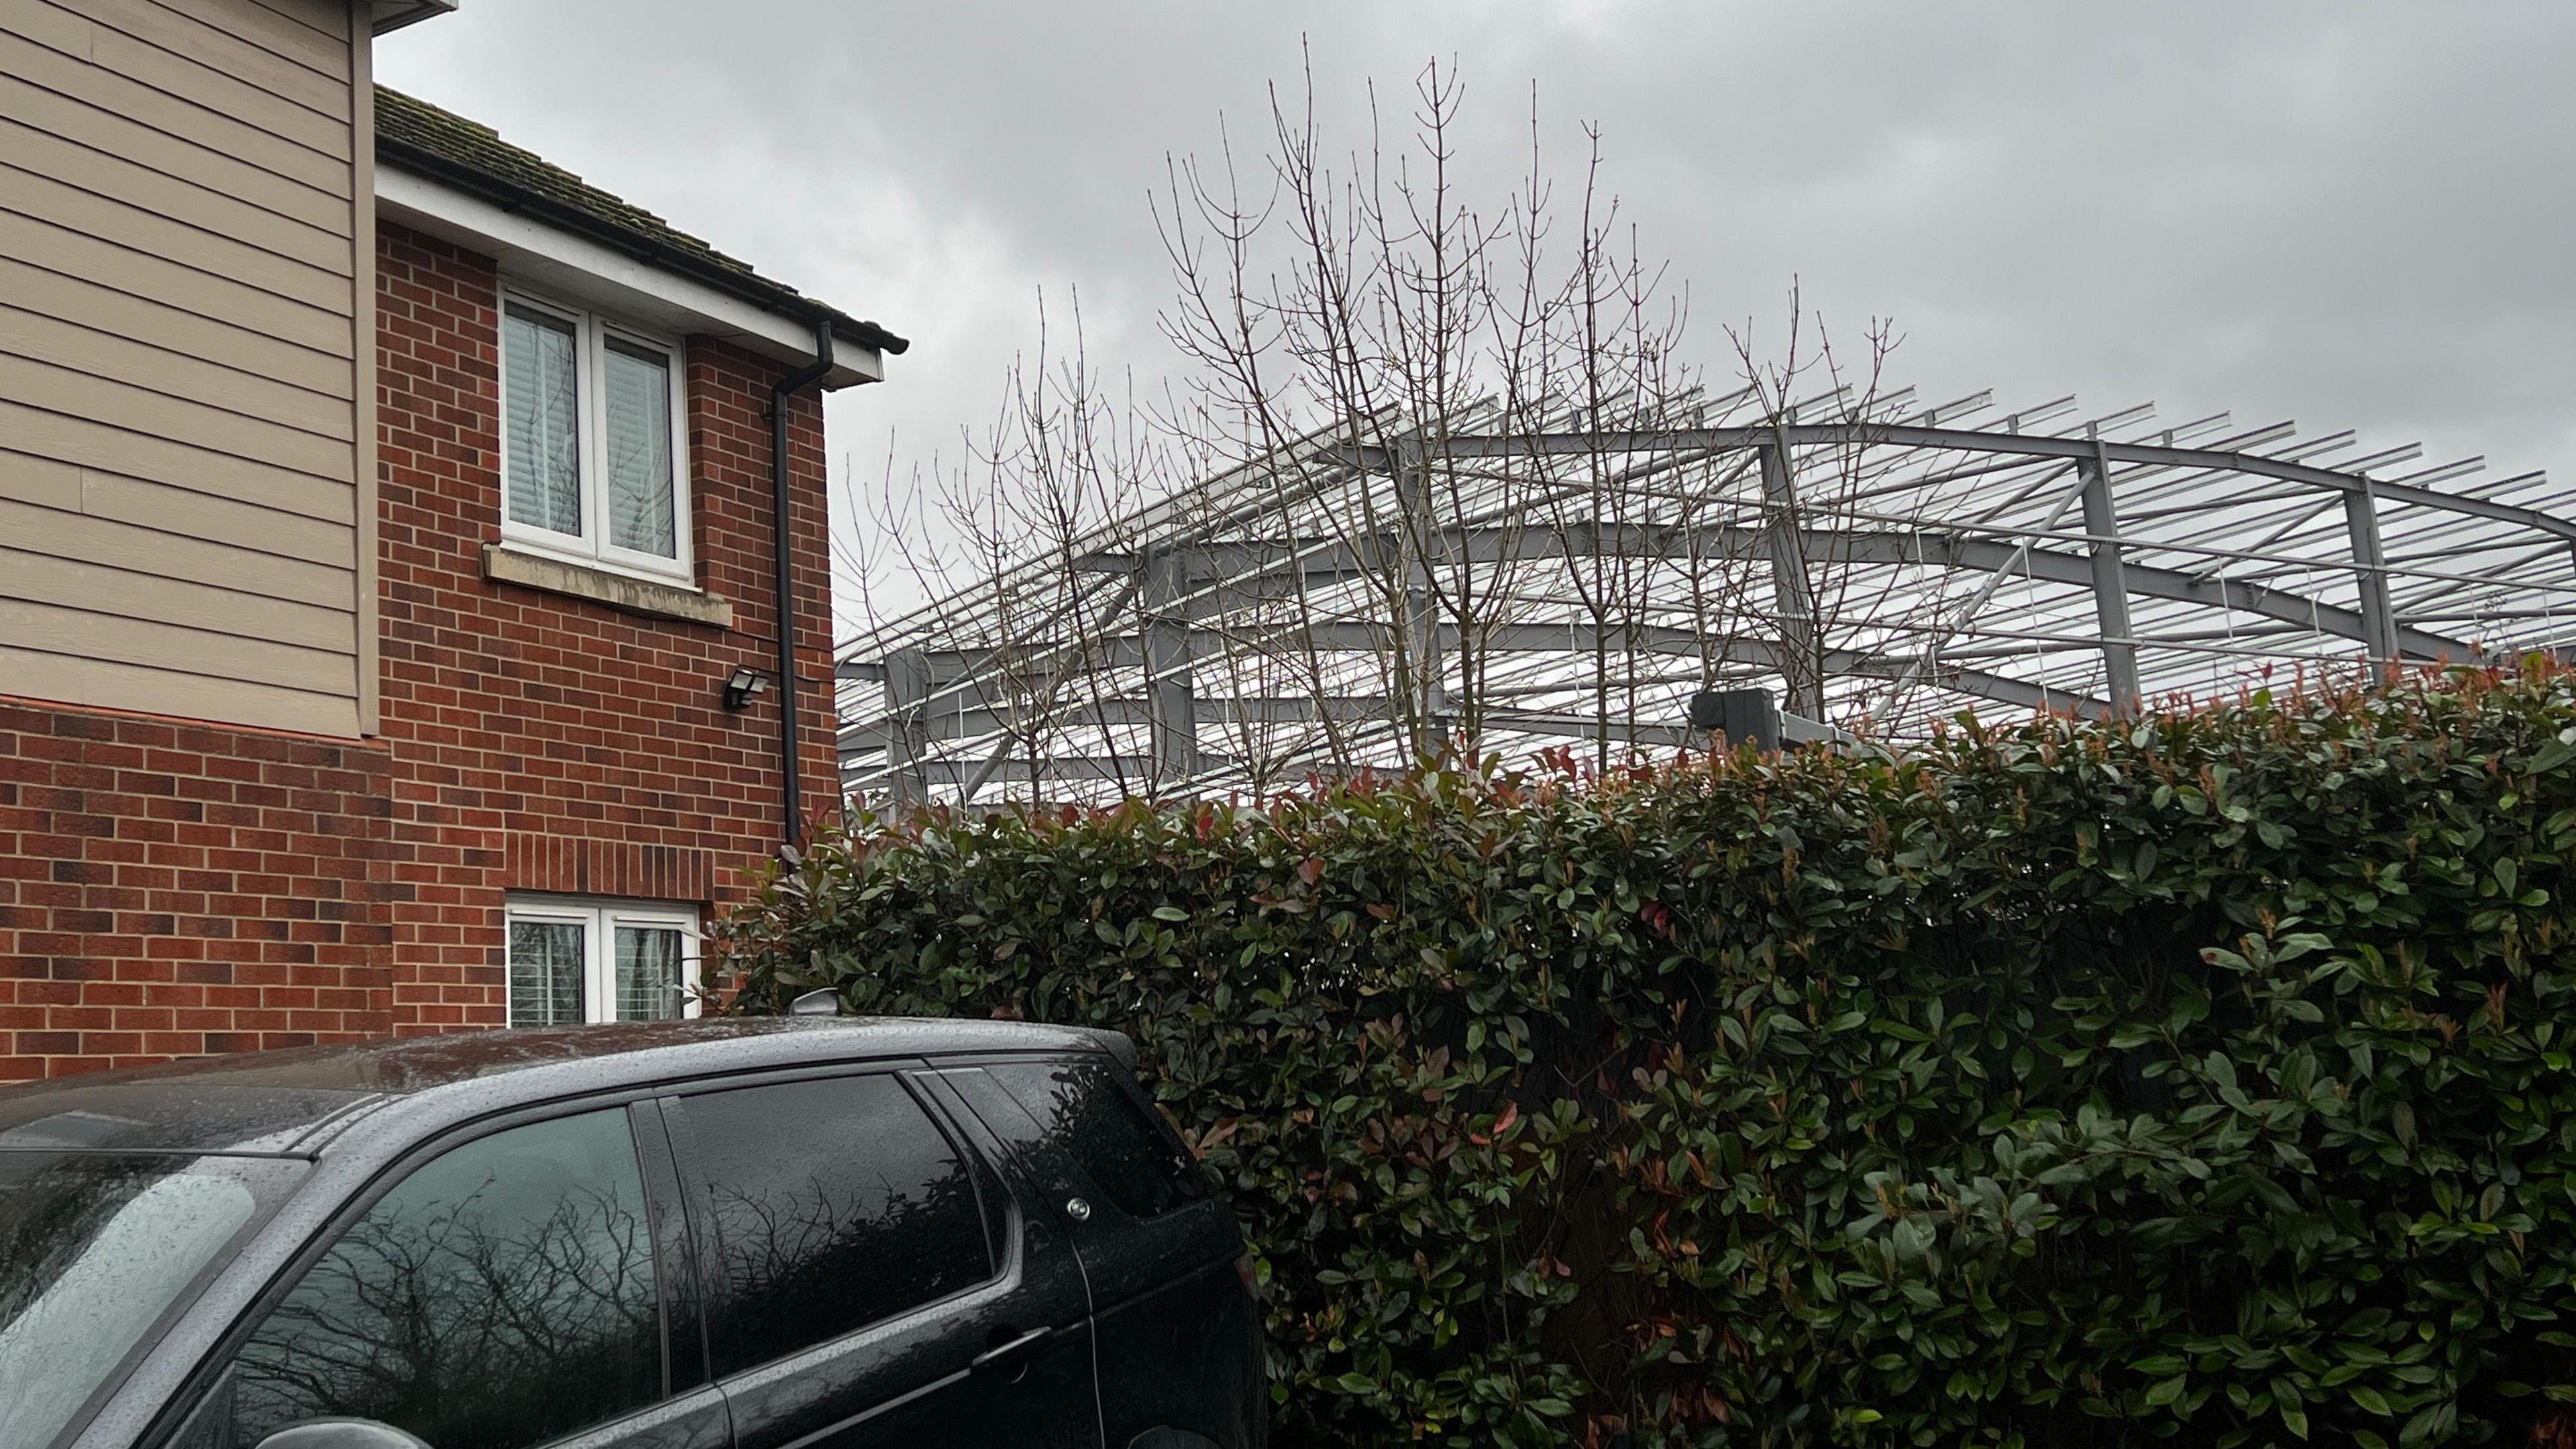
[[375, 87, 905, 355]]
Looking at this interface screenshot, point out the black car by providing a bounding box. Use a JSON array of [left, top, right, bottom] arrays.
[[0, 1018, 1265, 1449]]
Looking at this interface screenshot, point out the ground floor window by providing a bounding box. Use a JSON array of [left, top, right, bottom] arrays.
[[504, 895, 701, 1026]]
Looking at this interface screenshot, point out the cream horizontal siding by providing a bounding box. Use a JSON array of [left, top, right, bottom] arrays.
[[0, 301, 354, 433], [0, 114, 353, 274], [71, 468, 358, 569], [0, 25, 349, 195], [1, 548, 354, 651], [54, 0, 349, 119], [0, 396, 352, 518], [0, 646, 357, 736], [0, 1, 349, 156], [0, 69, 350, 230], [0, 0, 364, 737], [0, 207, 353, 358], [0, 356, 353, 485], [0, 472, 357, 598], [247, 0, 342, 38], [0, 600, 352, 695], [0, 253, 352, 394], [156, 0, 345, 77]]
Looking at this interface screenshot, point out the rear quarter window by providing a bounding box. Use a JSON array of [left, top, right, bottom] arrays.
[[673, 1074, 994, 1375], [987, 1059, 1213, 1220]]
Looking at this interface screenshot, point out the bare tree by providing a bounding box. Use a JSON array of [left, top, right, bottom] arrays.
[[837, 47, 2461, 813], [826, 57, 2576, 807], [837, 60, 1832, 806]]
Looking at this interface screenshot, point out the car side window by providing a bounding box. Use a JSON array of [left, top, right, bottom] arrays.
[[988, 1059, 1213, 1220], [201, 1108, 662, 1449], [674, 1075, 991, 1377]]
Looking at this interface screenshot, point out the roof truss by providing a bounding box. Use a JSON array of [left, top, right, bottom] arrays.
[[837, 390, 2574, 804]]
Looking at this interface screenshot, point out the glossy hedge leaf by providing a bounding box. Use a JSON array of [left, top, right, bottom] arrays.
[[713, 665, 2576, 1448]]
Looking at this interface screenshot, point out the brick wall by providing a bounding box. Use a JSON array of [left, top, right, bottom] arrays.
[[373, 220, 841, 1035], [0, 224, 845, 1076], [0, 698, 394, 1079]]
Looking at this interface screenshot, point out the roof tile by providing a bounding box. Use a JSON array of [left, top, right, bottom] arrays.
[[374, 87, 905, 355]]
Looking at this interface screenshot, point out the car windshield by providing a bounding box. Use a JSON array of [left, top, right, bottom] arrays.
[[0, 1151, 308, 1449]]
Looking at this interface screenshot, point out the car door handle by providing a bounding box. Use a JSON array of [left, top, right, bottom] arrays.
[[971, 1326, 1054, 1375]]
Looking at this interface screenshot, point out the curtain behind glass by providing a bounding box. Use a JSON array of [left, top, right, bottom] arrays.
[[614, 927, 685, 1021], [507, 921, 585, 1026], [603, 343, 676, 557], [504, 307, 582, 537]]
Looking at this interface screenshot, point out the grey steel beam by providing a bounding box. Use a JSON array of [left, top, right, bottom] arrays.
[[847, 753, 1250, 790], [1136, 523, 2478, 661], [1474, 708, 1700, 749], [1866, 660, 2108, 718], [838, 626, 2109, 772], [1479, 706, 1854, 750], [1205, 696, 1393, 727], [843, 694, 1391, 751], [864, 615, 2219, 721], [1346, 425, 2575, 543], [856, 755, 1155, 788], [2079, 439, 2143, 714]]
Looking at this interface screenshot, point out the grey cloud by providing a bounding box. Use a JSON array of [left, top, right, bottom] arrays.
[[378, 1, 2576, 625]]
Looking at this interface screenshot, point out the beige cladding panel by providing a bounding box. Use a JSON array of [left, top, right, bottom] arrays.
[[0, 0, 367, 736]]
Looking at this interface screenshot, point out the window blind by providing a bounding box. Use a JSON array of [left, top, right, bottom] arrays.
[[604, 341, 676, 558], [503, 307, 583, 537]]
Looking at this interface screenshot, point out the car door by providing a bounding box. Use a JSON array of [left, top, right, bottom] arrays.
[[157, 1101, 729, 1449], [659, 1069, 1101, 1449], [936, 1057, 1265, 1449]]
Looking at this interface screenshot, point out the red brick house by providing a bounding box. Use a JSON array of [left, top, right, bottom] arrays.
[[0, 5, 900, 1077]]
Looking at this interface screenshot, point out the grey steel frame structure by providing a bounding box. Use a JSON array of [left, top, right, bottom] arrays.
[[837, 388, 2575, 804]]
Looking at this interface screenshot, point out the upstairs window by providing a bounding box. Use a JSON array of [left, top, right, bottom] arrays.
[[500, 292, 691, 584]]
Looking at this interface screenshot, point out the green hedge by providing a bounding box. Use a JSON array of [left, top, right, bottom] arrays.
[[715, 667, 2576, 1448]]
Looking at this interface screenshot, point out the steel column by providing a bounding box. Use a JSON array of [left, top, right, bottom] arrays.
[[2079, 439, 2143, 713], [884, 646, 929, 805], [1757, 441, 1824, 714], [2342, 482, 2402, 665], [1393, 442, 1446, 733], [1142, 545, 1197, 781]]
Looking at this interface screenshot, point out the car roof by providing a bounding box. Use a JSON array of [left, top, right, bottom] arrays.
[[0, 1018, 1122, 1155]]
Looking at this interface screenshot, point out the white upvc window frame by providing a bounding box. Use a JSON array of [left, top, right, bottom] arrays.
[[496, 286, 696, 588], [503, 894, 702, 1026]]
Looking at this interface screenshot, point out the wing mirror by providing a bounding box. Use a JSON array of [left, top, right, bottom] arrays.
[[256, 1421, 432, 1449]]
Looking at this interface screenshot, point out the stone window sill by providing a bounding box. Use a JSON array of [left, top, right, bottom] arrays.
[[482, 543, 736, 628]]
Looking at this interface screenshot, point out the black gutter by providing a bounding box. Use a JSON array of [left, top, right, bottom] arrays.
[[374, 140, 910, 358], [769, 317, 837, 847]]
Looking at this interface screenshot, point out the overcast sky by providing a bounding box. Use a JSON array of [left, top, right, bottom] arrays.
[[378, 3, 2576, 637]]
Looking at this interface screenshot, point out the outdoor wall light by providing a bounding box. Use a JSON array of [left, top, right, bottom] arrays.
[[721, 667, 773, 712]]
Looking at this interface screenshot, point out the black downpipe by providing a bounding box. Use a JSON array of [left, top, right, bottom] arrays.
[[767, 317, 836, 847]]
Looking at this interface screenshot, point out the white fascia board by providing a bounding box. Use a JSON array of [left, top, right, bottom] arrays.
[[370, 0, 458, 36], [376, 166, 884, 388]]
